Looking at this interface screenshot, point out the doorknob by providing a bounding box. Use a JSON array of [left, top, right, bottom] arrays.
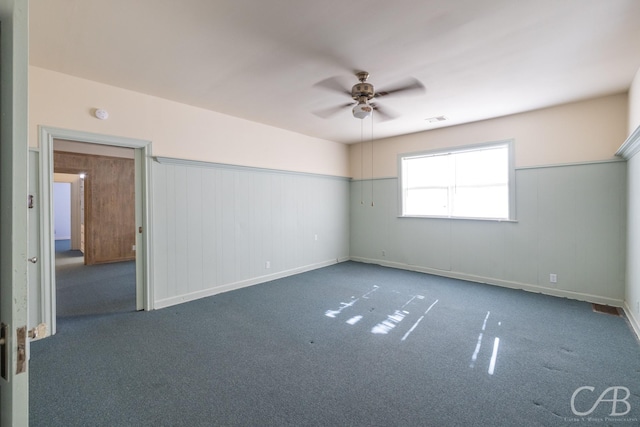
[[28, 257, 38, 263]]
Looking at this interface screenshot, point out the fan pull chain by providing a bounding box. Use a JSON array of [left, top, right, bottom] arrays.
[[371, 112, 374, 207], [360, 119, 364, 205]]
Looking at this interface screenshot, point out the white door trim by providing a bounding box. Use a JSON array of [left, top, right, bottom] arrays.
[[38, 126, 154, 335]]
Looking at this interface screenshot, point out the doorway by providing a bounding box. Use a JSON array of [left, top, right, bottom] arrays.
[[52, 148, 137, 320], [37, 126, 152, 336]]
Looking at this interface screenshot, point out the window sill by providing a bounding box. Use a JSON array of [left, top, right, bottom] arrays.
[[398, 215, 518, 223]]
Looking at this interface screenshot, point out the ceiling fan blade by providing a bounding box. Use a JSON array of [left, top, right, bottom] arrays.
[[312, 76, 352, 96], [312, 103, 354, 119], [374, 77, 425, 98], [371, 103, 398, 121]]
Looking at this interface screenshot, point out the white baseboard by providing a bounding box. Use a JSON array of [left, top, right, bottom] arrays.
[[154, 255, 631, 322], [623, 301, 640, 341], [349, 256, 625, 307], [154, 257, 346, 310]]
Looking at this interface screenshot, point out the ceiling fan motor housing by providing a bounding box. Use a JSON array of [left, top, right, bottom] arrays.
[[351, 82, 375, 101]]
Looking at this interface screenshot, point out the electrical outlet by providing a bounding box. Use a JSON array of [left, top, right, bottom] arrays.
[[382, 250, 386, 257], [549, 273, 557, 284], [265, 261, 270, 269], [132, 245, 136, 251], [314, 234, 318, 241]]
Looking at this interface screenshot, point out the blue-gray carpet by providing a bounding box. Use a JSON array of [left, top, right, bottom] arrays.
[[30, 261, 640, 426], [54, 239, 136, 319]]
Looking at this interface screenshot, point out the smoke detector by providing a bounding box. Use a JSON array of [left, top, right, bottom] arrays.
[[94, 108, 109, 120]]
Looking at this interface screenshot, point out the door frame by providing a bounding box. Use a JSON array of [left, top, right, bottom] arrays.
[[38, 126, 154, 335]]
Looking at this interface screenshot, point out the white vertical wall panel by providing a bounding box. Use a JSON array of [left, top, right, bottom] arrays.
[[571, 163, 626, 297], [502, 172, 539, 285], [200, 167, 216, 290], [449, 220, 505, 278], [233, 171, 250, 281], [152, 159, 350, 308], [270, 174, 285, 271], [535, 167, 578, 293], [213, 169, 225, 287], [317, 178, 350, 262], [186, 167, 204, 295], [350, 161, 627, 305], [220, 169, 237, 286], [173, 166, 189, 298], [152, 163, 168, 300], [397, 216, 452, 271]]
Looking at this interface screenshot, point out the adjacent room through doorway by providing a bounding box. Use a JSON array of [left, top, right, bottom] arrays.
[[52, 140, 137, 322]]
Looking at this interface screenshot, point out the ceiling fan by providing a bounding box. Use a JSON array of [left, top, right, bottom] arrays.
[[313, 71, 425, 120]]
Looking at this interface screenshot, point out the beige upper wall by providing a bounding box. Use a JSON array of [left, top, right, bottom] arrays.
[[29, 65, 630, 180], [629, 67, 640, 135], [29, 66, 349, 177], [350, 93, 628, 179]]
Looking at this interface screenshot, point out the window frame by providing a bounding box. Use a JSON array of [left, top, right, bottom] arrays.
[[397, 139, 516, 221]]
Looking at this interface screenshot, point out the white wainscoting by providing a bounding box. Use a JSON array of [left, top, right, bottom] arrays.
[[152, 157, 350, 308], [350, 161, 627, 305]]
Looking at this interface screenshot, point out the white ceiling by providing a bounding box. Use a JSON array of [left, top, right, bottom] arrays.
[[29, 0, 640, 144]]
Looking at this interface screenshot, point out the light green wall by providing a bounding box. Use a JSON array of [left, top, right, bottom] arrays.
[[350, 161, 627, 304], [152, 158, 350, 308]]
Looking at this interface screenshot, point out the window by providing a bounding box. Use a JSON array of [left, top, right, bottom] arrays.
[[399, 141, 514, 220]]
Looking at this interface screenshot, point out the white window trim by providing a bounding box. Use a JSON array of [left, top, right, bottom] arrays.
[[397, 139, 516, 221]]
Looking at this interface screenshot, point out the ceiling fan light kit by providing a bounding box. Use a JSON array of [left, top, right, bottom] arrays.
[[352, 102, 373, 119]]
